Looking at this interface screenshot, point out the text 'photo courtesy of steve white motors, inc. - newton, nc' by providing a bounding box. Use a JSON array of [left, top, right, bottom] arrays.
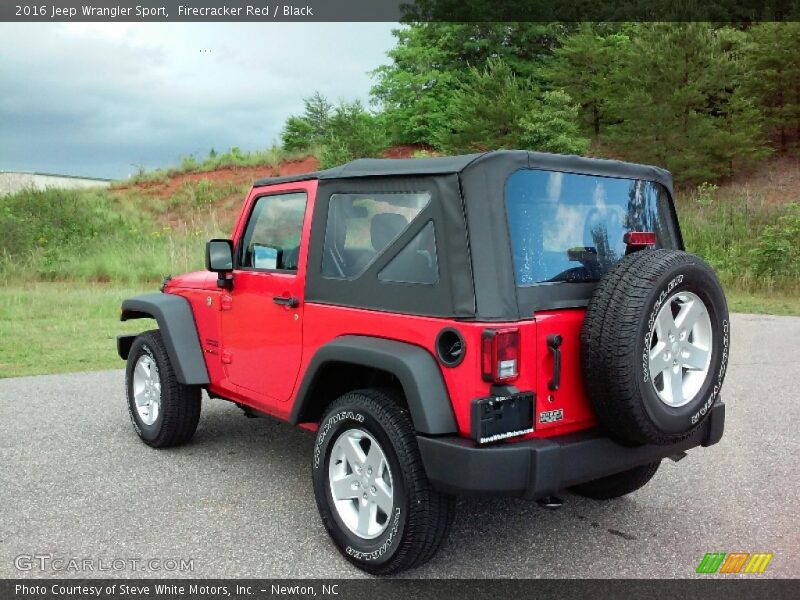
[[13, 4, 315, 18], [14, 583, 340, 597]]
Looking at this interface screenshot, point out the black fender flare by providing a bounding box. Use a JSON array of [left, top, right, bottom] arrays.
[[118, 293, 210, 386], [289, 335, 458, 435]]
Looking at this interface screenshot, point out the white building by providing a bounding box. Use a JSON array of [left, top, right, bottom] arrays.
[[0, 171, 112, 196]]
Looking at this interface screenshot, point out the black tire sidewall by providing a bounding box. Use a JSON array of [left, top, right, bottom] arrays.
[[312, 400, 407, 569], [634, 260, 730, 435], [125, 337, 165, 442]]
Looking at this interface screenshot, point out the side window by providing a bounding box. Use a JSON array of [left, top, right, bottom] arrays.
[[239, 192, 307, 271], [378, 221, 439, 284], [321, 192, 430, 279]]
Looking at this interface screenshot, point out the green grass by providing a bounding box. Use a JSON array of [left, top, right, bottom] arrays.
[[725, 289, 800, 316], [676, 187, 799, 296], [0, 284, 151, 378], [0, 185, 228, 285]]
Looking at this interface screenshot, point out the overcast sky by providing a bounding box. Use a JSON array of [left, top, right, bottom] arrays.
[[0, 23, 397, 179]]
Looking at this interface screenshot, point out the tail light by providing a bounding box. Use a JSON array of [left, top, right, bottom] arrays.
[[624, 231, 657, 247], [481, 328, 520, 383]]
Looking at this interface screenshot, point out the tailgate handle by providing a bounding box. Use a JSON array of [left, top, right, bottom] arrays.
[[547, 334, 563, 391]]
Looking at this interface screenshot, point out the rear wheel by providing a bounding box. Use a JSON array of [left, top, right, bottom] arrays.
[[570, 461, 661, 499], [312, 389, 454, 575], [125, 330, 201, 448]]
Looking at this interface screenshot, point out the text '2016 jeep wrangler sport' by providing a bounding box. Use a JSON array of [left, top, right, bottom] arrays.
[[118, 151, 729, 574]]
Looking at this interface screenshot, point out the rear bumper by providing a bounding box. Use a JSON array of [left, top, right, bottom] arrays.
[[417, 401, 725, 498]]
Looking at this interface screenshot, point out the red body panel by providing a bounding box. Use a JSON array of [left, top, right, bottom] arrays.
[[164, 180, 598, 440], [299, 304, 596, 438]]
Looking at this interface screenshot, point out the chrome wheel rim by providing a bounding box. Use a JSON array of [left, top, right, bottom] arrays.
[[132, 354, 161, 426], [648, 291, 713, 408], [328, 428, 394, 540]]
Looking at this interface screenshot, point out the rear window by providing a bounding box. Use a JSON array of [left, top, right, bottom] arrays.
[[505, 169, 678, 286]]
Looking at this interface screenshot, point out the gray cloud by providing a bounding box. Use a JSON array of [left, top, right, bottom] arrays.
[[0, 23, 396, 179]]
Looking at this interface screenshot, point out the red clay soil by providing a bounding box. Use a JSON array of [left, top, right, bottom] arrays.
[[122, 148, 438, 200], [121, 156, 320, 199]]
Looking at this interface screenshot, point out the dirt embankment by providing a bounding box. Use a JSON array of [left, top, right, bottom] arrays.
[[120, 156, 321, 200], [120, 146, 432, 200], [715, 154, 800, 205]]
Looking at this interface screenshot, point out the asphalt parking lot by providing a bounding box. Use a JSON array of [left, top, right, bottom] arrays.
[[1, 313, 798, 579]]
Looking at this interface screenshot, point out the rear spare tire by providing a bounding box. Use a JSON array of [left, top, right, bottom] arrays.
[[581, 249, 729, 445]]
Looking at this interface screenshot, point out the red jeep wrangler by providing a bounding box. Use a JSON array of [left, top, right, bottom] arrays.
[[118, 151, 729, 574]]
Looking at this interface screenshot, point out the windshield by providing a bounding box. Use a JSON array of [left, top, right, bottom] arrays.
[[505, 169, 679, 286]]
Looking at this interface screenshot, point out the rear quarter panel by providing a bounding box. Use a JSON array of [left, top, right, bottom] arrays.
[[299, 304, 597, 439]]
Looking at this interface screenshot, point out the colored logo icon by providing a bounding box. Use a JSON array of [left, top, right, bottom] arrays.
[[697, 552, 773, 574]]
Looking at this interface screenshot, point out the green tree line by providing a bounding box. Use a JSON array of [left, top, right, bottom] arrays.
[[281, 22, 800, 183]]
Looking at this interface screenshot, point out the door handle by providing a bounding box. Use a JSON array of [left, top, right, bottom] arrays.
[[547, 334, 563, 391], [273, 296, 299, 308]]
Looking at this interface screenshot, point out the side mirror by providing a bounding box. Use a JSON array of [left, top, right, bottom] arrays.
[[206, 239, 234, 273]]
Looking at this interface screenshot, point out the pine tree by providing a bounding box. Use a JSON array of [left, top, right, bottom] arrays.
[[323, 100, 387, 164], [280, 92, 333, 152], [435, 59, 533, 153], [435, 59, 588, 155], [281, 116, 315, 152], [744, 23, 800, 152], [606, 23, 768, 184], [302, 92, 333, 140], [546, 23, 632, 137], [518, 90, 589, 155]]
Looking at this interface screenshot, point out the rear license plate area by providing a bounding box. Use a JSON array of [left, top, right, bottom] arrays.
[[471, 393, 534, 445]]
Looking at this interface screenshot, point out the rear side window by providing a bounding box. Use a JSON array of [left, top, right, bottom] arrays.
[[321, 192, 431, 279], [239, 192, 307, 271], [378, 221, 439, 284], [505, 169, 678, 286]]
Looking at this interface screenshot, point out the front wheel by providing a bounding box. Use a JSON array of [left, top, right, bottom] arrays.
[[125, 329, 201, 448], [312, 389, 454, 575]]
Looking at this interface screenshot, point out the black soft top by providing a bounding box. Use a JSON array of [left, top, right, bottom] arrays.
[[254, 150, 674, 195], [257, 150, 679, 320]]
